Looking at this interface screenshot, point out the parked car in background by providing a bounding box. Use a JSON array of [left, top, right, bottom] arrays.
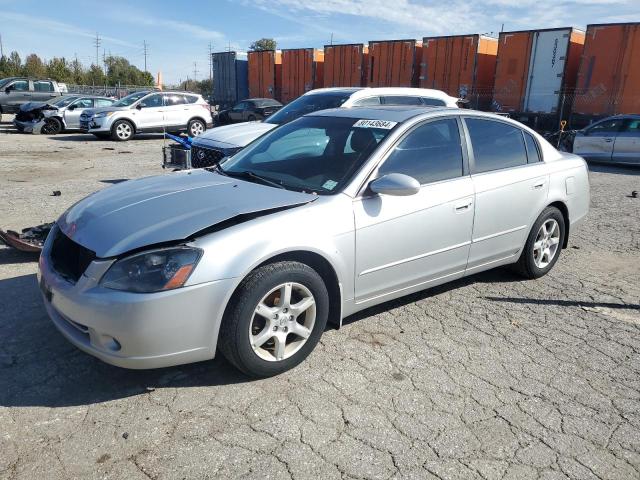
[[217, 98, 283, 124], [14, 95, 115, 134], [187, 87, 461, 168], [80, 91, 213, 141], [40, 106, 589, 377], [0, 77, 68, 119], [572, 114, 640, 165]]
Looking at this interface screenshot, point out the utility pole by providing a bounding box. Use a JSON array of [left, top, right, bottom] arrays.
[[330, 33, 333, 46], [143, 40, 149, 72], [93, 33, 101, 66], [0, 33, 4, 58], [193, 62, 199, 82], [208, 42, 213, 84]]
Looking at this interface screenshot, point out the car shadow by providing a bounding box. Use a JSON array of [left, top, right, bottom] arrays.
[[100, 178, 129, 185], [50, 134, 166, 142], [0, 273, 252, 408], [484, 296, 640, 310], [0, 245, 39, 265]]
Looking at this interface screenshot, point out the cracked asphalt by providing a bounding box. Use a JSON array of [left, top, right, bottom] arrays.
[[1, 119, 639, 480]]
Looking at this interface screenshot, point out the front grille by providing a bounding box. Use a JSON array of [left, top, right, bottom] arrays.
[[15, 110, 37, 122], [191, 145, 225, 168], [50, 228, 96, 283]]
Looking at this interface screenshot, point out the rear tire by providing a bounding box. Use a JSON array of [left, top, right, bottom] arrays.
[[247, 114, 257, 121], [111, 120, 134, 141], [218, 261, 329, 377], [513, 206, 565, 279]]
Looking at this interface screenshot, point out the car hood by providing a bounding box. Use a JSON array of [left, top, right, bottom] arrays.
[[193, 122, 277, 148], [81, 106, 129, 116], [19, 101, 59, 112], [57, 169, 316, 258]]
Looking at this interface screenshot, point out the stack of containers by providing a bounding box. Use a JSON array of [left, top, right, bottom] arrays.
[[492, 27, 585, 128], [573, 22, 640, 121], [367, 39, 419, 87], [211, 51, 249, 109], [280, 48, 324, 103], [419, 34, 498, 109], [324, 43, 368, 87], [247, 50, 282, 100]]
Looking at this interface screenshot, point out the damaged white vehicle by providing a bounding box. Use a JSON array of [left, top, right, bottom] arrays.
[[13, 95, 115, 134]]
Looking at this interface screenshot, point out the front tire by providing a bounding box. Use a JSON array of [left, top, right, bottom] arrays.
[[41, 117, 62, 135], [111, 120, 134, 141], [188, 118, 205, 137], [218, 261, 329, 377], [514, 206, 565, 279]]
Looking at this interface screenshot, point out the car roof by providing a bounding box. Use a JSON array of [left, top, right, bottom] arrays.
[[305, 87, 364, 96], [308, 105, 454, 122], [349, 87, 457, 101]]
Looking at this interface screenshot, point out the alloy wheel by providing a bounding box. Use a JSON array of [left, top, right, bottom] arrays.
[[116, 122, 132, 140], [249, 282, 316, 362], [190, 121, 204, 136], [533, 219, 560, 268]]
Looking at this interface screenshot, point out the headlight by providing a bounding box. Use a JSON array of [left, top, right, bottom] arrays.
[[100, 247, 202, 293], [93, 111, 114, 119]]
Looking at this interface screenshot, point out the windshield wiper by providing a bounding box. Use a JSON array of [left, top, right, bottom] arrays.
[[205, 163, 228, 176], [225, 170, 285, 189]]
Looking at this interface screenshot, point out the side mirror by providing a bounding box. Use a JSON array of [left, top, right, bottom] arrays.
[[135, 103, 144, 110], [369, 173, 420, 196], [5, 86, 12, 94]]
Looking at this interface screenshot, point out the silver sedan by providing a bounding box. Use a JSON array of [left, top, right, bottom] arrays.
[[573, 114, 640, 165], [38, 106, 590, 377]]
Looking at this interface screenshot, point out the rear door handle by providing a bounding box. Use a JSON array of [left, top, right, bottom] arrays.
[[605, 138, 613, 143], [532, 182, 545, 189]]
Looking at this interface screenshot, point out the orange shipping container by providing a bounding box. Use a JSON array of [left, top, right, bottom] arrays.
[[574, 22, 640, 116], [280, 48, 324, 103], [419, 34, 497, 109], [324, 44, 368, 87], [367, 40, 417, 87], [493, 27, 584, 114], [247, 50, 282, 100]]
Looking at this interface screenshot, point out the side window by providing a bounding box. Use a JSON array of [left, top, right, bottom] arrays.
[[233, 102, 247, 111], [9, 80, 29, 91], [74, 98, 94, 109], [140, 94, 163, 108], [95, 99, 114, 107], [382, 95, 423, 106], [466, 118, 528, 173], [623, 119, 640, 135], [587, 119, 623, 135], [164, 94, 185, 106], [34, 81, 54, 92], [378, 118, 463, 184], [183, 95, 198, 104], [421, 98, 447, 106], [353, 96, 381, 106], [523, 132, 541, 163]]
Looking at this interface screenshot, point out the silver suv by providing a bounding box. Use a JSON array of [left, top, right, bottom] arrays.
[[80, 91, 213, 141]]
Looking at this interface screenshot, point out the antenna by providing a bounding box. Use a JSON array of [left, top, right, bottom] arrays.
[[93, 33, 101, 66]]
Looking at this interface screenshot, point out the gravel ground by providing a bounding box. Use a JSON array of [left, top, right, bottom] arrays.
[[1, 117, 639, 480]]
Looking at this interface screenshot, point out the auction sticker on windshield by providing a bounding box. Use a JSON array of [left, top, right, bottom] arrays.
[[353, 119, 397, 129]]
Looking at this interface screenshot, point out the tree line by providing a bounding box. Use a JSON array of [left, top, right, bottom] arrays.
[[0, 51, 155, 87]]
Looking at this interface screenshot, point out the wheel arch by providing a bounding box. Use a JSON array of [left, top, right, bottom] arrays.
[[225, 250, 343, 329], [547, 200, 570, 248], [112, 117, 137, 133]]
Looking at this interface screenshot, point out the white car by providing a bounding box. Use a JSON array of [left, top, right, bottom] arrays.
[[187, 87, 460, 168], [80, 91, 214, 141]]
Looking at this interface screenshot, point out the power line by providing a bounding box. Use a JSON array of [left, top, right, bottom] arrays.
[[143, 40, 149, 72], [93, 33, 101, 67]]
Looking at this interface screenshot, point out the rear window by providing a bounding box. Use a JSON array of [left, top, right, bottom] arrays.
[[184, 95, 199, 104], [466, 118, 528, 173], [422, 98, 447, 106], [34, 81, 54, 92], [524, 132, 541, 163], [266, 93, 351, 125], [382, 96, 423, 106]]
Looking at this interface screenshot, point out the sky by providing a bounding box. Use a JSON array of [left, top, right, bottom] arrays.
[[0, 0, 637, 84]]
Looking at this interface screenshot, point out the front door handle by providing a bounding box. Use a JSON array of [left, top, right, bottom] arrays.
[[605, 138, 613, 143], [532, 182, 545, 189], [454, 199, 473, 212]]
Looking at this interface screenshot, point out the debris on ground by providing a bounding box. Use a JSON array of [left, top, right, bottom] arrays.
[[0, 222, 54, 253], [51, 190, 61, 196]]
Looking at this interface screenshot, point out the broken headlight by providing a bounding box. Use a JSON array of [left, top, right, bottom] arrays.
[[93, 111, 114, 119], [100, 247, 202, 293]]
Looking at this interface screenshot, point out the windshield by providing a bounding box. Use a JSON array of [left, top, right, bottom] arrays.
[[0, 78, 14, 89], [113, 91, 149, 107], [52, 96, 80, 107], [265, 93, 352, 125], [220, 115, 396, 194]]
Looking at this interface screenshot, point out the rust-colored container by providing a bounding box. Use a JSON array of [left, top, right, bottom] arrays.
[[247, 50, 282, 100], [419, 34, 497, 109], [367, 40, 417, 87], [324, 44, 368, 87], [574, 22, 640, 116], [280, 48, 324, 103], [493, 27, 585, 115]]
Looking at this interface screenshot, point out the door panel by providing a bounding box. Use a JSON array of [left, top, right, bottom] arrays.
[[612, 120, 640, 164], [468, 165, 549, 272], [573, 118, 625, 162], [354, 177, 474, 303], [63, 98, 93, 129], [134, 94, 165, 129]]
